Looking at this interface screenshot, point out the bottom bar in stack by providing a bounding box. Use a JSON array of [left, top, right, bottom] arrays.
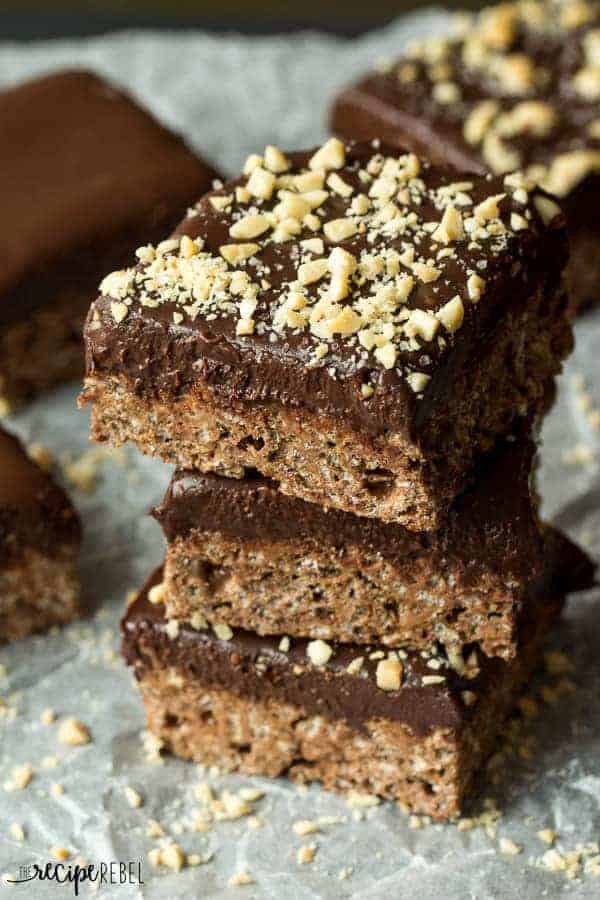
[[122, 534, 593, 820]]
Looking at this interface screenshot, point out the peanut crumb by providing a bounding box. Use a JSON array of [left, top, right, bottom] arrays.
[[499, 837, 522, 856], [228, 871, 255, 887], [124, 786, 143, 808], [41, 708, 56, 726], [58, 717, 91, 747], [9, 824, 25, 842], [293, 820, 319, 836], [297, 843, 317, 865]]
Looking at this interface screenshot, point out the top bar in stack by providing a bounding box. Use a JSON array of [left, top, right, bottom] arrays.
[[331, 0, 600, 312], [82, 139, 571, 530], [0, 69, 219, 410]]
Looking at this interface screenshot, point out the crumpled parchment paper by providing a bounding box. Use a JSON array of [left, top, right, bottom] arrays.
[[1, 10, 600, 898]]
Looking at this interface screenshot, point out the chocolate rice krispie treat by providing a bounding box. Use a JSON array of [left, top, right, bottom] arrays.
[[122, 535, 593, 820], [0, 427, 81, 643], [331, 0, 600, 312], [0, 69, 219, 411], [153, 437, 547, 660], [82, 140, 571, 530]]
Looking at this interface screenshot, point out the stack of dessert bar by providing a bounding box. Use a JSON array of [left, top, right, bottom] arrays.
[[331, 0, 600, 313], [82, 138, 593, 819]]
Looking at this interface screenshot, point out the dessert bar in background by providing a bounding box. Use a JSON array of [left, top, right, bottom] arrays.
[[122, 536, 594, 821], [0, 69, 219, 411], [153, 437, 547, 660], [82, 140, 571, 531], [331, 0, 600, 313], [0, 427, 81, 643]]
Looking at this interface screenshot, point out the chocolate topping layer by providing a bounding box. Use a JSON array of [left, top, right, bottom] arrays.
[[0, 69, 219, 327], [154, 436, 542, 588], [0, 427, 81, 563], [86, 139, 568, 440], [331, 1, 600, 197], [122, 535, 593, 737]]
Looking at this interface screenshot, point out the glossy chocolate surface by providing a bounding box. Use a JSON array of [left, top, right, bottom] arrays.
[[0, 69, 218, 327]]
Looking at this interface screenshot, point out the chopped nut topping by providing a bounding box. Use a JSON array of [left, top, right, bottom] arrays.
[[323, 217, 357, 243], [406, 372, 430, 394], [464, 100, 500, 145], [220, 243, 260, 264], [213, 623, 233, 641], [298, 258, 328, 285], [375, 657, 403, 691], [307, 639, 333, 666], [467, 273, 486, 302], [100, 269, 134, 300], [165, 619, 179, 640], [421, 675, 446, 685], [309, 137, 346, 171], [436, 296, 464, 333], [110, 301, 129, 323], [327, 172, 354, 197], [264, 144, 290, 173], [210, 194, 233, 211], [534, 195, 561, 226], [474, 193, 506, 222], [229, 214, 271, 240], [432, 205, 464, 244], [148, 581, 167, 606], [406, 308, 439, 341]]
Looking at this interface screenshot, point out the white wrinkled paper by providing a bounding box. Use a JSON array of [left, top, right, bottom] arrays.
[[1, 10, 599, 898]]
